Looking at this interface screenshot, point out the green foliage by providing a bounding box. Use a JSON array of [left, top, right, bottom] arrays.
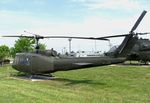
[[10, 37, 35, 57], [39, 43, 46, 51], [10, 47, 16, 58], [0, 45, 10, 60], [0, 65, 150, 103], [10, 37, 46, 57], [15, 37, 35, 52]]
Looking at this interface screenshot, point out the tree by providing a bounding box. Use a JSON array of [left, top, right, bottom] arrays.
[[15, 37, 35, 52], [39, 43, 46, 51], [0, 45, 10, 60], [10, 37, 35, 57], [10, 37, 46, 57]]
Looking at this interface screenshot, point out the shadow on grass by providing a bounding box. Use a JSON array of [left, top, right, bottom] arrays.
[[10, 72, 27, 77], [9, 72, 107, 86], [53, 78, 106, 86]]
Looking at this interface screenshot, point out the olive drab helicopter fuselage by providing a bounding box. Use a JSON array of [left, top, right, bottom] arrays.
[[126, 38, 150, 63], [2, 10, 149, 75]]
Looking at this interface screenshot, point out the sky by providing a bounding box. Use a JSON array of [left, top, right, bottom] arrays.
[[0, 0, 150, 53]]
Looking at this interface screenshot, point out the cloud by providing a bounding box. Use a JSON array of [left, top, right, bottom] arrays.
[[0, 7, 150, 52], [0, 0, 15, 4], [69, 0, 148, 11], [32, 0, 49, 5], [86, 0, 139, 10]]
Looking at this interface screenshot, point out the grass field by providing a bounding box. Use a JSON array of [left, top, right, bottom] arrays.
[[0, 65, 150, 103]]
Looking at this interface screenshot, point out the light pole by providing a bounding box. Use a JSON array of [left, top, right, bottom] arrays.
[[95, 40, 97, 52], [68, 38, 72, 53]]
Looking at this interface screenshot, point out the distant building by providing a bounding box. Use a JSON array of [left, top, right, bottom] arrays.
[[75, 51, 103, 57], [60, 50, 104, 58]]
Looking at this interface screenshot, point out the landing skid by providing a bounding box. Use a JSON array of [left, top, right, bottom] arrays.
[[29, 74, 55, 81], [12, 73, 55, 81]]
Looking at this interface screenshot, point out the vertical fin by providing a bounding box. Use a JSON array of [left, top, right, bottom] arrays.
[[114, 35, 138, 57], [114, 10, 147, 57]]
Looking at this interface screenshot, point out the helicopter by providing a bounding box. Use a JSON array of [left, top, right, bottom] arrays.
[[1, 10, 148, 75], [126, 38, 150, 64], [105, 37, 150, 64]]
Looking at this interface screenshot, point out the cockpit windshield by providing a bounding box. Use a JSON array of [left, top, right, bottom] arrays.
[[13, 55, 30, 66]]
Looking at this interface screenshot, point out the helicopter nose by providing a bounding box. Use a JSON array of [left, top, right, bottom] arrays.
[[11, 55, 30, 72], [12, 62, 17, 68], [12, 58, 23, 70], [12, 61, 20, 71]]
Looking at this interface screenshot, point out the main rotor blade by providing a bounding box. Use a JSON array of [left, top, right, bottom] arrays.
[[43, 36, 109, 41], [96, 34, 129, 39], [2, 35, 34, 38], [2, 35, 109, 41], [130, 10, 147, 33], [136, 32, 150, 35]]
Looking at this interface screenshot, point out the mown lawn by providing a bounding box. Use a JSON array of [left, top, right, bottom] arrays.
[[0, 65, 150, 103]]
